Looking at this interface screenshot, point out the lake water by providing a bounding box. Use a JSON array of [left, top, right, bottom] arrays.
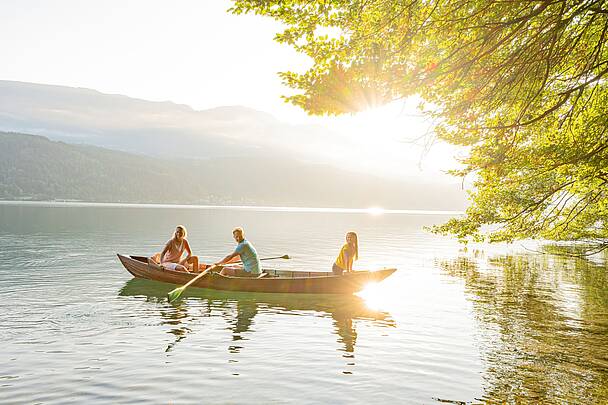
[[1, 202, 607, 404]]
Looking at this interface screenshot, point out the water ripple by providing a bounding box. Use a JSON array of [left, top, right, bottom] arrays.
[[1, 205, 607, 403]]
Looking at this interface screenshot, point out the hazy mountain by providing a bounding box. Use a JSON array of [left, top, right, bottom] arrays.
[[0, 80, 330, 161], [0, 80, 467, 209], [0, 132, 466, 209]]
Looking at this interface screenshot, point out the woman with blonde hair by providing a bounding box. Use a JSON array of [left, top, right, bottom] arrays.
[[332, 231, 358, 275], [157, 225, 199, 272]]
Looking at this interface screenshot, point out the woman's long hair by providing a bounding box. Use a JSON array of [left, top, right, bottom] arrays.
[[347, 231, 358, 260]]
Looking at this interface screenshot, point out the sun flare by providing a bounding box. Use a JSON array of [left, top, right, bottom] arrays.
[[358, 282, 398, 311], [367, 206, 385, 215]]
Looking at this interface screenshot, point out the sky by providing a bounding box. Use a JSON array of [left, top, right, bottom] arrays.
[[0, 0, 463, 182]]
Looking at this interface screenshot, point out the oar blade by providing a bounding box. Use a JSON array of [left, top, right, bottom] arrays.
[[167, 267, 214, 303], [167, 287, 184, 304]]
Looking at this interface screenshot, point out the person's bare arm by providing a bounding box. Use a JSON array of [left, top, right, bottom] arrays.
[[184, 239, 193, 260], [159, 243, 169, 264], [215, 252, 239, 265], [227, 254, 241, 263], [344, 249, 353, 271]]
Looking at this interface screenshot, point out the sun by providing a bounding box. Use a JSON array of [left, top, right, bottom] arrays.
[[367, 206, 385, 215], [358, 282, 396, 311]]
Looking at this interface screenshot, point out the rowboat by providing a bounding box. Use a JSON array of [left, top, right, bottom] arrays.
[[117, 254, 397, 294]]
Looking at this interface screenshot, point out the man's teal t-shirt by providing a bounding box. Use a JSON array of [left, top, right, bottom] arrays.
[[234, 239, 260, 274]]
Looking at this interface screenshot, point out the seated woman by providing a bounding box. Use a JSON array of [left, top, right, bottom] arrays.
[[332, 231, 359, 275], [156, 225, 199, 272]]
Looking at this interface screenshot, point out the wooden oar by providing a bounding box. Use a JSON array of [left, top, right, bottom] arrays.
[[167, 264, 220, 304], [231, 254, 290, 265]]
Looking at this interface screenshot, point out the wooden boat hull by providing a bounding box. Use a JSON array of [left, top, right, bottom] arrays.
[[117, 254, 396, 294]]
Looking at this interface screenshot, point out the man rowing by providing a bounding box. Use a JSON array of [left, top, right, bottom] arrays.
[[215, 227, 261, 276]]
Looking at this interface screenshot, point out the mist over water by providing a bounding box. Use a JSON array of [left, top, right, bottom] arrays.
[[1, 203, 607, 403]]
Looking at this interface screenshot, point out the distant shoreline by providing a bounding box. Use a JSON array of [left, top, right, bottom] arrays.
[[0, 200, 464, 215]]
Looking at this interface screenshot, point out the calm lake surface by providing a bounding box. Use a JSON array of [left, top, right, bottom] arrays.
[[1, 202, 607, 404]]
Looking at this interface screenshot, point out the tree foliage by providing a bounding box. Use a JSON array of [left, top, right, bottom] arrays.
[[231, 0, 608, 249]]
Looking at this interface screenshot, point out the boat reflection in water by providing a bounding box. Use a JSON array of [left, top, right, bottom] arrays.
[[118, 278, 395, 356]]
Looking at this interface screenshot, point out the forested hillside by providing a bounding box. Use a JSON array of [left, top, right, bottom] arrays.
[[0, 132, 466, 209]]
